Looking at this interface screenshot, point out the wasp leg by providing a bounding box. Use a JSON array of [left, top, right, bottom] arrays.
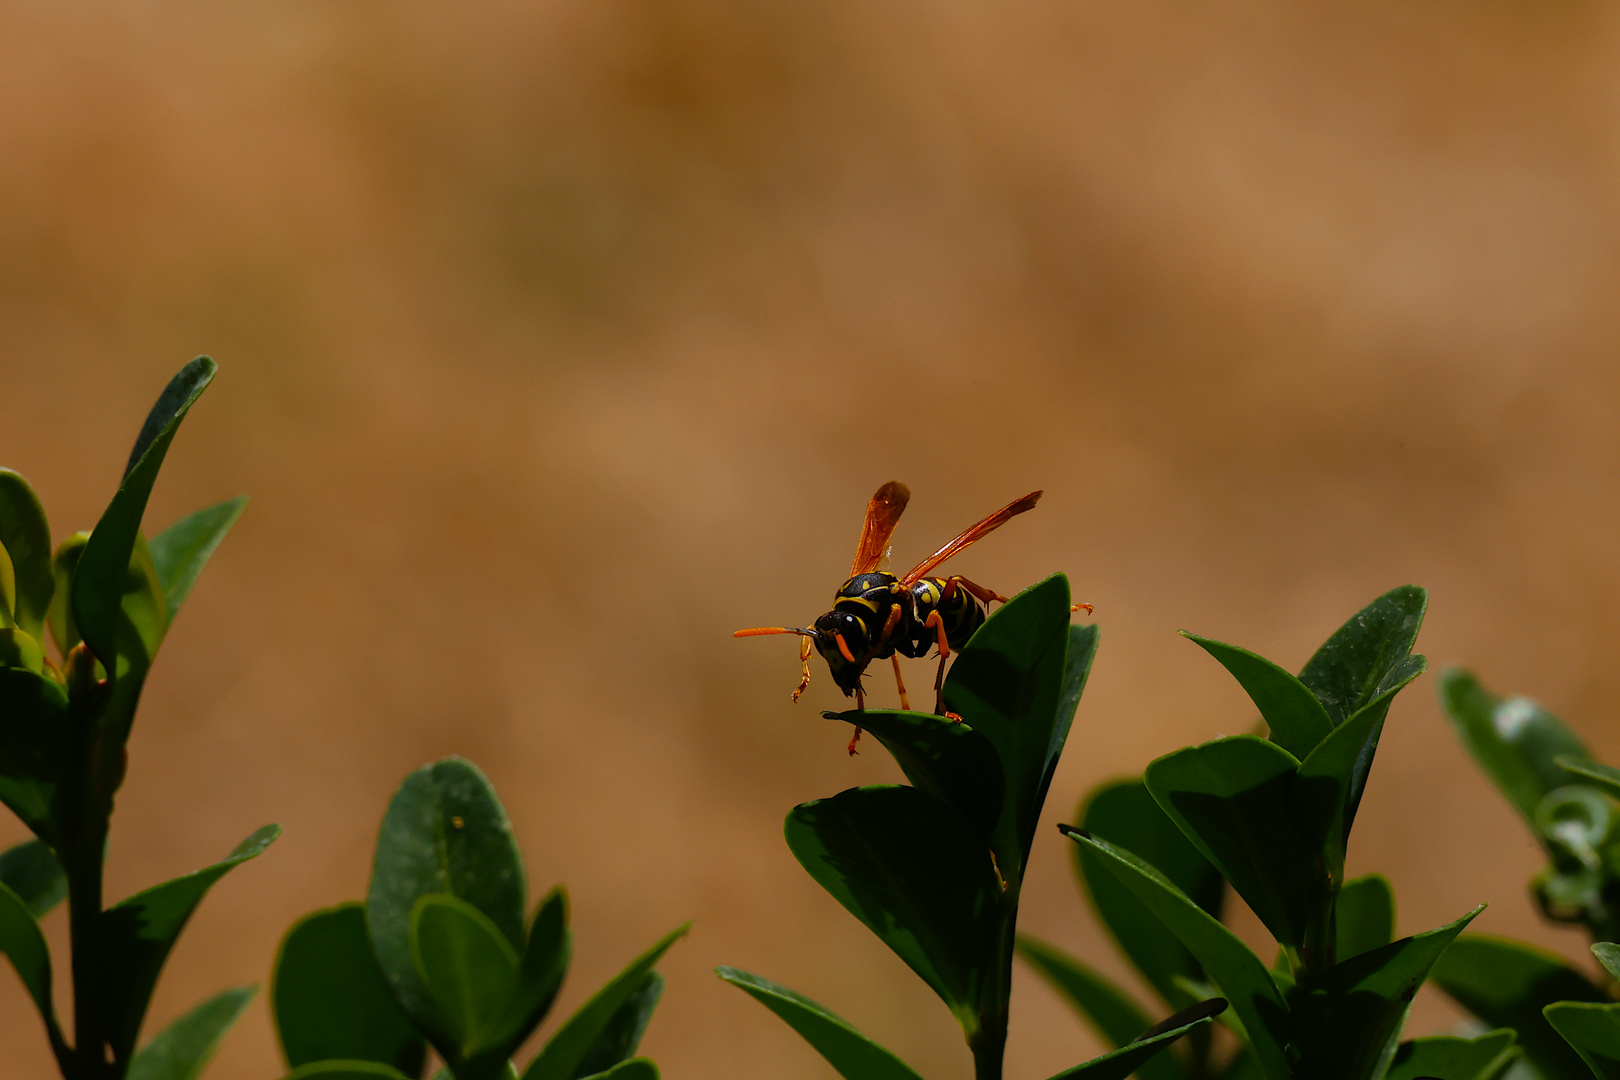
[[1072, 601, 1094, 614], [791, 634, 814, 701], [847, 726, 863, 755], [890, 654, 911, 711], [944, 573, 1093, 614], [922, 610, 963, 721]]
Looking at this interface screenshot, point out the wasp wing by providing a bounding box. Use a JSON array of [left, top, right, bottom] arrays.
[[900, 490, 1042, 585], [851, 480, 911, 576]]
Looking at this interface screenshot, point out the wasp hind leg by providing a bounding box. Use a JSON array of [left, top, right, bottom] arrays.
[[922, 609, 963, 721], [891, 654, 911, 712]]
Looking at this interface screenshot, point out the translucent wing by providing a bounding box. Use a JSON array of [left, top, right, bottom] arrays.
[[901, 490, 1041, 585], [851, 481, 911, 576]]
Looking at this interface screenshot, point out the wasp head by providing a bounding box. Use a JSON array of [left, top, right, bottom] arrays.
[[811, 610, 873, 695]]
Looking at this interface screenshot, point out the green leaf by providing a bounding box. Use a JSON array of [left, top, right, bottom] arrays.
[[411, 894, 519, 1059], [1431, 934, 1606, 1080], [1288, 905, 1484, 1080], [0, 874, 63, 1053], [1334, 875, 1394, 963], [89, 823, 280, 1066], [783, 785, 999, 1019], [150, 496, 248, 622], [1144, 735, 1319, 950], [522, 923, 686, 1080], [75, 358, 216, 679], [824, 708, 1004, 838], [578, 1060, 658, 1080], [1595, 943, 1620, 982], [941, 575, 1088, 884], [272, 903, 426, 1075], [127, 985, 256, 1080], [1076, 778, 1223, 1009], [1560, 759, 1620, 804], [1016, 936, 1183, 1080], [1045, 1000, 1226, 1080], [0, 667, 73, 845], [1063, 830, 1289, 1080], [0, 837, 65, 917], [0, 470, 54, 641], [715, 967, 926, 1080], [1545, 1002, 1620, 1080], [284, 1063, 415, 1080], [368, 758, 527, 1037], [573, 972, 662, 1078], [486, 886, 571, 1056], [1181, 633, 1332, 759], [1439, 669, 1592, 827], [46, 532, 87, 657], [1385, 1030, 1518, 1080], [1297, 586, 1427, 727]]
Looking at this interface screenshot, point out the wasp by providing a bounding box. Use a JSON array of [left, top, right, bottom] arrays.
[[735, 482, 1091, 753]]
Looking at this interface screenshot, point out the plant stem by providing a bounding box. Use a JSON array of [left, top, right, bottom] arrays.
[[969, 882, 1019, 1080], [66, 833, 106, 1080]]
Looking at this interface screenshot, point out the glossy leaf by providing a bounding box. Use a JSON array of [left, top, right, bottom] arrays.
[[573, 972, 662, 1078], [368, 757, 526, 1035], [941, 575, 1088, 883], [522, 923, 687, 1080], [1045, 1001, 1226, 1080], [1297, 586, 1427, 726], [127, 985, 255, 1080], [1144, 735, 1318, 949], [0, 837, 65, 917], [1440, 669, 1591, 827], [411, 893, 519, 1057], [0, 470, 54, 641], [715, 966, 926, 1080], [486, 886, 572, 1055], [1545, 1002, 1620, 1080], [1064, 831, 1289, 1080], [1076, 778, 1222, 1009], [1288, 905, 1483, 1080], [272, 902, 425, 1075], [284, 1062, 414, 1080], [0, 874, 62, 1049], [1431, 934, 1606, 1080], [150, 495, 248, 621], [1017, 936, 1182, 1080], [75, 358, 215, 679], [1334, 874, 1394, 963], [0, 668, 73, 845], [784, 785, 999, 1016], [578, 1060, 658, 1080], [1595, 943, 1620, 982], [1384, 1030, 1518, 1080], [1182, 633, 1332, 759], [826, 708, 1004, 838], [46, 532, 87, 657], [89, 823, 280, 1065]]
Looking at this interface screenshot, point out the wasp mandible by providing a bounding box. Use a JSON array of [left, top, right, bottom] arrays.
[[735, 482, 1092, 753]]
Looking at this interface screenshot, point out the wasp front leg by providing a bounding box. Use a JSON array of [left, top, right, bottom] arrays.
[[791, 634, 814, 701]]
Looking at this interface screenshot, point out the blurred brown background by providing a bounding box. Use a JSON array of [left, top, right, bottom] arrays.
[[1, 1, 1617, 1076]]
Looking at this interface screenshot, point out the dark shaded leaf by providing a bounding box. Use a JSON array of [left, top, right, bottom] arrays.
[[1545, 1002, 1620, 1080], [1297, 586, 1427, 726], [577, 1060, 658, 1080], [1144, 735, 1318, 949], [0, 837, 65, 917], [272, 902, 425, 1076], [784, 785, 999, 1014], [1334, 875, 1394, 963], [90, 824, 280, 1065], [486, 886, 571, 1055], [1076, 778, 1222, 1009], [522, 923, 686, 1080], [715, 967, 926, 1080], [825, 708, 1003, 838], [1385, 1030, 1518, 1080], [1431, 934, 1606, 1080], [0, 875, 63, 1052], [1017, 936, 1183, 1080], [368, 758, 526, 1036], [284, 1062, 413, 1080], [0, 668, 72, 845], [1182, 633, 1332, 759], [941, 575, 1087, 884], [1044, 1004, 1224, 1080], [0, 470, 54, 641], [573, 972, 662, 1078], [150, 496, 248, 621], [1440, 669, 1591, 828], [1288, 905, 1483, 1080], [1063, 831, 1289, 1080], [127, 985, 255, 1080]]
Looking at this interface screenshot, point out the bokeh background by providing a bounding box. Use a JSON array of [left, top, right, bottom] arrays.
[[2, 1, 1619, 1076]]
